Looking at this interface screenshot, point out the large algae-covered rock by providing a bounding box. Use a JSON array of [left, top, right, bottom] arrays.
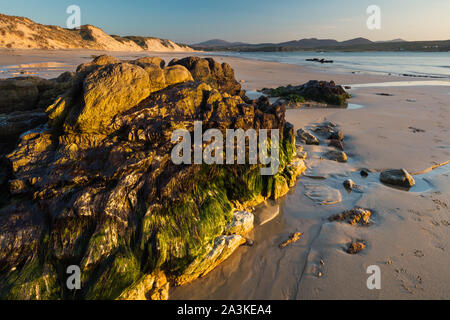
[[0, 56, 300, 300], [169, 56, 243, 96]]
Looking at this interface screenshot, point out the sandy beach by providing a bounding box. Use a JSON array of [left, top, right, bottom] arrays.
[[1, 49, 449, 300]]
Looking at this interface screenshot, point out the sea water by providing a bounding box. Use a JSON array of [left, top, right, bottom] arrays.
[[203, 51, 450, 79]]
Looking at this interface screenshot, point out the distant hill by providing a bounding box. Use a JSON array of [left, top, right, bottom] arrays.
[[376, 38, 407, 43], [340, 37, 373, 46], [278, 38, 340, 48], [0, 13, 194, 52], [193, 37, 450, 52], [194, 39, 247, 47], [193, 37, 374, 50]]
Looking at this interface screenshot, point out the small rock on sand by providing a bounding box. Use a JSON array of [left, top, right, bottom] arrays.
[[324, 150, 348, 163], [380, 169, 415, 188], [279, 232, 302, 248], [360, 169, 370, 177], [329, 207, 372, 225], [297, 128, 319, 145], [347, 241, 366, 254], [328, 139, 344, 151], [343, 179, 355, 190], [329, 130, 344, 141]]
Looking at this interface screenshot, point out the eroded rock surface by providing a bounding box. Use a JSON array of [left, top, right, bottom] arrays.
[[168, 56, 244, 96]]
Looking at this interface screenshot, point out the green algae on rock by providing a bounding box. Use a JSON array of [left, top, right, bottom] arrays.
[[261, 80, 351, 107], [0, 56, 304, 300]]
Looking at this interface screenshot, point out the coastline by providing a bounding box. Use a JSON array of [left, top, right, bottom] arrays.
[[1, 50, 449, 299]]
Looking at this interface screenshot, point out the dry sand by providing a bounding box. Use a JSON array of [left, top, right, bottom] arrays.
[[1, 49, 449, 299]]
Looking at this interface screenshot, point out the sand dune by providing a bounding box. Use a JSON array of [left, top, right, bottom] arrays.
[[0, 13, 193, 52]]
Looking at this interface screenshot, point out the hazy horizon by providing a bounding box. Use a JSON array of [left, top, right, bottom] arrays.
[[1, 0, 449, 44]]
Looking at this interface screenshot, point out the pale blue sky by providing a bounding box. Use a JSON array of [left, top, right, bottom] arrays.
[[1, 0, 449, 43]]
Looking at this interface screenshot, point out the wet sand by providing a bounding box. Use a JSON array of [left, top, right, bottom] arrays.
[[1, 49, 449, 299]]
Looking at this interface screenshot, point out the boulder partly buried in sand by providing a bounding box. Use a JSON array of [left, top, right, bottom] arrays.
[[328, 139, 344, 151], [324, 150, 348, 163], [380, 169, 415, 188], [329, 130, 344, 141], [343, 179, 355, 191], [304, 182, 342, 205]]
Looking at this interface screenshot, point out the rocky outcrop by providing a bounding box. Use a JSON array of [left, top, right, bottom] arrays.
[[0, 56, 303, 300], [0, 74, 74, 113], [168, 56, 244, 96], [261, 80, 351, 106], [380, 169, 415, 188], [306, 58, 333, 64]]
